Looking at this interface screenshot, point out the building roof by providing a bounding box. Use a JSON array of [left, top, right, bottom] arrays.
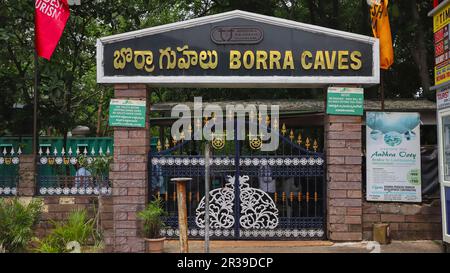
[[151, 99, 436, 113]]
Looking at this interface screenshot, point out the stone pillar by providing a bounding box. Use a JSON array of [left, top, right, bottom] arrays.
[[108, 84, 150, 253], [18, 155, 36, 196], [325, 115, 363, 241]]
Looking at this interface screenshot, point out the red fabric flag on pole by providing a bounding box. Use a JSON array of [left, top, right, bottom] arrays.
[[35, 0, 70, 60]]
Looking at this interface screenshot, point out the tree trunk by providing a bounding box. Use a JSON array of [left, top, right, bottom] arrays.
[[409, 0, 431, 94], [361, 0, 370, 35], [96, 89, 104, 137], [307, 0, 316, 24], [332, 0, 339, 29]]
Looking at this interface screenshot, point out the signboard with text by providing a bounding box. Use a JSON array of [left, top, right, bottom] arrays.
[[366, 112, 422, 202], [437, 88, 450, 110], [433, 2, 450, 86], [109, 99, 146, 128], [97, 11, 379, 87], [326, 87, 364, 116]]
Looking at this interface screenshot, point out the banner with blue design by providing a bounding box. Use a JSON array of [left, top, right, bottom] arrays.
[[366, 112, 422, 202]]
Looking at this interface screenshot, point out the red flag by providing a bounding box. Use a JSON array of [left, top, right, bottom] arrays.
[[35, 0, 70, 60]]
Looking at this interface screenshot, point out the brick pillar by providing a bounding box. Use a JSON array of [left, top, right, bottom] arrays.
[[18, 155, 36, 196], [108, 84, 150, 253], [325, 115, 363, 241]]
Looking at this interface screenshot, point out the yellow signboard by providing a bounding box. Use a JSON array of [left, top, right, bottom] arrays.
[[434, 3, 450, 32], [436, 61, 450, 86], [434, 2, 450, 85]]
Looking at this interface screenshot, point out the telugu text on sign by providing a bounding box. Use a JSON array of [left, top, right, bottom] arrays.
[[112, 46, 363, 74]]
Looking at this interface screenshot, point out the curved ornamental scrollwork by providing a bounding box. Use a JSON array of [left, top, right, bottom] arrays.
[[239, 176, 279, 229], [195, 181, 235, 229], [195, 175, 279, 230]]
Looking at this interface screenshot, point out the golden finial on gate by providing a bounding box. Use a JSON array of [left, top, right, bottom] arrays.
[[164, 138, 170, 150], [172, 135, 178, 146], [313, 139, 319, 152], [306, 192, 310, 203], [297, 133, 303, 145], [282, 192, 286, 202], [289, 129, 294, 141], [258, 112, 263, 124], [281, 123, 287, 136], [314, 192, 318, 202], [298, 192, 302, 202], [305, 137, 311, 150], [273, 118, 278, 129], [180, 130, 185, 141], [188, 124, 193, 136], [290, 192, 294, 202], [265, 115, 270, 126], [196, 118, 201, 129], [156, 139, 162, 152], [274, 192, 278, 203]]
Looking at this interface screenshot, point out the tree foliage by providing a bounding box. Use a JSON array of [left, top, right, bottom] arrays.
[[0, 0, 436, 136]]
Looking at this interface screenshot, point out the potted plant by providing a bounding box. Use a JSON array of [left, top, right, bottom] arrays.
[[138, 198, 166, 253]]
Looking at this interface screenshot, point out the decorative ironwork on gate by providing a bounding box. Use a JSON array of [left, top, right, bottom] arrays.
[[0, 146, 20, 196], [37, 145, 112, 196], [149, 118, 326, 240]]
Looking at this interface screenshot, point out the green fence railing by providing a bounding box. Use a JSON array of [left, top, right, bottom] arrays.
[[0, 137, 114, 196]]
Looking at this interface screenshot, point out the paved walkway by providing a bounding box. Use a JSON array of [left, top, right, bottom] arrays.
[[164, 240, 444, 253]]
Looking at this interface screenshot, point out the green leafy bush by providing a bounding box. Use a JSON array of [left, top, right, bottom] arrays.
[[0, 198, 43, 253], [34, 209, 97, 253], [138, 198, 165, 239]]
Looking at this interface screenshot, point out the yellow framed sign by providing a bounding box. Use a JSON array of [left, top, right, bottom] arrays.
[[433, 2, 450, 86]]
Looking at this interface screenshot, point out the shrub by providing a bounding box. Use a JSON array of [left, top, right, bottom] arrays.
[[0, 198, 43, 253], [34, 209, 97, 253]]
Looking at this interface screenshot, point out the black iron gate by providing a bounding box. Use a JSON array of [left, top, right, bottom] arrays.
[[149, 118, 325, 240]]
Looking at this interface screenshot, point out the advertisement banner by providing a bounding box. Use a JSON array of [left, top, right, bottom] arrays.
[[435, 61, 450, 86], [366, 112, 422, 202], [433, 1, 450, 86]]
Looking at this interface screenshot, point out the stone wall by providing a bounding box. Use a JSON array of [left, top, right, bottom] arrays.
[[363, 200, 442, 240], [107, 84, 150, 253], [18, 155, 35, 196], [35, 196, 113, 238], [325, 115, 363, 241]]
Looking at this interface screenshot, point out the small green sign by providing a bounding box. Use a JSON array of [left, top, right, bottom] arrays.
[[109, 99, 146, 128], [326, 87, 364, 116]]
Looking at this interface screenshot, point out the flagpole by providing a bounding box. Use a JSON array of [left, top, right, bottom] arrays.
[[380, 70, 385, 111], [33, 51, 38, 157], [33, 0, 39, 175]]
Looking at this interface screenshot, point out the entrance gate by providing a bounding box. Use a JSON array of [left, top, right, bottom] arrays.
[[149, 119, 325, 240], [98, 10, 376, 250]]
